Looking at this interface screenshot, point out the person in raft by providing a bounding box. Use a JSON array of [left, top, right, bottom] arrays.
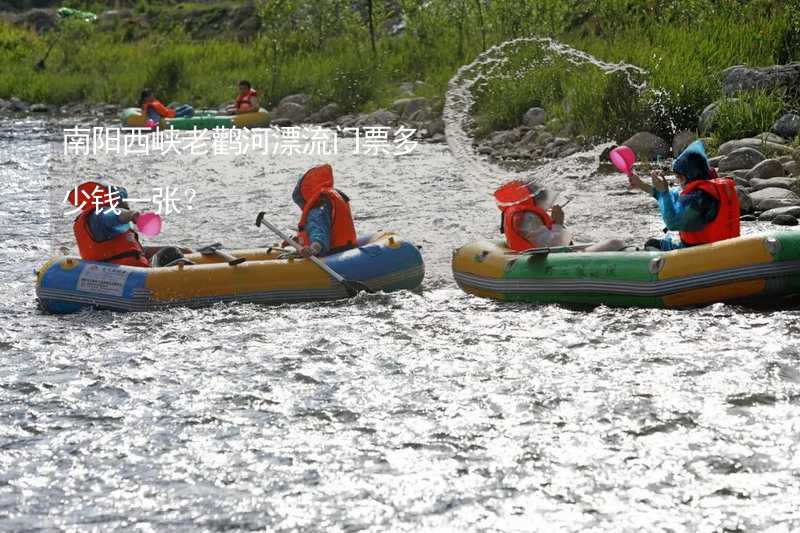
[[67, 181, 190, 267], [139, 89, 194, 123], [495, 179, 623, 252], [627, 140, 740, 250], [225, 80, 260, 115], [289, 164, 357, 258]]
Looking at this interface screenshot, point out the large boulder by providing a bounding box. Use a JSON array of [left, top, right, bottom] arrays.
[[785, 160, 798, 176], [622, 132, 670, 161], [718, 147, 766, 172], [773, 113, 800, 140], [749, 187, 800, 211], [672, 130, 697, 156], [737, 188, 754, 214], [721, 63, 800, 99], [391, 97, 428, 119], [357, 109, 398, 127], [488, 128, 524, 147], [754, 132, 788, 145], [698, 99, 736, 132], [757, 206, 800, 221], [744, 159, 785, 181], [773, 214, 799, 226], [278, 93, 312, 107], [522, 107, 546, 128], [749, 177, 796, 191], [271, 101, 309, 123], [8, 97, 29, 113], [306, 103, 341, 124], [717, 138, 798, 157], [9, 9, 58, 33]]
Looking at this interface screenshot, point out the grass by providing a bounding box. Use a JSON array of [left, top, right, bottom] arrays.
[[1, 0, 799, 144]]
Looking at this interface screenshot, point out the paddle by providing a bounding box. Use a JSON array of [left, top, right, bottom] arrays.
[[254, 211, 372, 297], [197, 243, 247, 266]]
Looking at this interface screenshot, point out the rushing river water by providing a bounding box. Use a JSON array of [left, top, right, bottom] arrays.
[[2, 115, 800, 533]]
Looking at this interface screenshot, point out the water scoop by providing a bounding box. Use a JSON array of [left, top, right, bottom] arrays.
[[609, 146, 636, 176], [135, 211, 162, 237]]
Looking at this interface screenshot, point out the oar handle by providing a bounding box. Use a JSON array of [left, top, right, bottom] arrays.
[[256, 215, 346, 283]]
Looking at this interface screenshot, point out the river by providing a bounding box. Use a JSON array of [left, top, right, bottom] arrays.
[[1, 116, 800, 532]]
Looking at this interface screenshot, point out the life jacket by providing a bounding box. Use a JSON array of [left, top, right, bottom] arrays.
[[678, 177, 740, 246], [495, 180, 554, 252], [296, 164, 357, 255], [141, 99, 175, 119], [73, 210, 149, 267], [235, 88, 258, 112]]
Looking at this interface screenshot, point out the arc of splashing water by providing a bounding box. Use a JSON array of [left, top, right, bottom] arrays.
[[443, 37, 648, 204]]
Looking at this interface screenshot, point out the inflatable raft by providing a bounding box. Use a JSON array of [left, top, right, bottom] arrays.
[[36, 232, 423, 314], [452, 232, 800, 308], [120, 108, 270, 129]]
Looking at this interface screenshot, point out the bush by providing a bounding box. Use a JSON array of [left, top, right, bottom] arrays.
[[710, 91, 784, 142]]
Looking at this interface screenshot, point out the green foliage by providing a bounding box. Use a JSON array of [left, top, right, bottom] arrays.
[[710, 91, 784, 142]]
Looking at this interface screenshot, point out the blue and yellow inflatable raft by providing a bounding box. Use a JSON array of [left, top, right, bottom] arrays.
[[36, 232, 423, 314]]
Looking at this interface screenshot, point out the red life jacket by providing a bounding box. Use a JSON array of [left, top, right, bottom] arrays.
[[296, 164, 357, 254], [235, 89, 258, 112], [678, 177, 740, 246], [141, 99, 175, 118], [495, 180, 554, 251], [73, 210, 149, 267]]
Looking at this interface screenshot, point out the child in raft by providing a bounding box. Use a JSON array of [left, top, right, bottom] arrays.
[[139, 89, 194, 123], [225, 80, 260, 115], [627, 140, 740, 250], [495, 179, 624, 252], [67, 181, 190, 267]]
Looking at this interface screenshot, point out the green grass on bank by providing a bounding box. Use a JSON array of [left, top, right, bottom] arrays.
[[1, 0, 799, 143]]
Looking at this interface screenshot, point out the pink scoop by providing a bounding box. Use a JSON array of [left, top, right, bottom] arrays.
[[135, 211, 162, 237], [609, 145, 636, 176]]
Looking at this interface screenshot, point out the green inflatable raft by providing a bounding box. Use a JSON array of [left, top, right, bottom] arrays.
[[120, 108, 270, 129]]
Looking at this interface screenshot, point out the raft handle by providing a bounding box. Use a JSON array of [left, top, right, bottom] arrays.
[[764, 237, 781, 257], [649, 256, 664, 274]]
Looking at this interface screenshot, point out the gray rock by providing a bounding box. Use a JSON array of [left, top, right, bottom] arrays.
[[307, 103, 341, 123], [754, 132, 788, 145], [744, 159, 785, 180], [718, 138, 798, 157], [785, 161, 799, 176], [721, 63, 800, 98], [391, 97, 428, 119], [488, 129, 523, 147], [270, 117, 293, 127], [430, 133, 446, 144], [358, 109, 398, 127], [758, 206, 800, 221], [718, 147, 766, 172], [749, 187, 800, 211], [740, 214, 758, 222], [733, 176, 751, 188], [749, 177, 796, 191], [622, 131, 670, 161], [730, 169, 751, 180], [407, 107, 435, 123], [708, 155, 724, 168], [737, 188, 754, 214], [335, 114, 358, 129], [522, 107, 546, 128], [8, 97, 29, 113], [426, 119, 445, 136], [773, 113, 800, 140], [773, 214, 799, 226], [0, 98, 9, 111], [698, 99, 736, 132], [278, 93, 312, 107], [672, 130, 697, 156], [271, 101, 309, 123], [29, 103, 51, 113]]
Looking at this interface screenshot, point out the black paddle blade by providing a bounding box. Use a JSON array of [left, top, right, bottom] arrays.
[[255, 212, 266, 227], [342, 280, 375, 297]]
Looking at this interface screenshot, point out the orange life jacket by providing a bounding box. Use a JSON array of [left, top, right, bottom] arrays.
[[73, 210, 149, 267], [678, 177, 740, 246], [235, 89, 258, 112], [141, 99, 175, 118], [495, 180, 554, 251], [296, 164, 357, 254]]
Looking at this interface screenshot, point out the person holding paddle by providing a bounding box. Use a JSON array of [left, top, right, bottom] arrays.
[[494, 179, 623, 252], [626, 140, 739, 250]]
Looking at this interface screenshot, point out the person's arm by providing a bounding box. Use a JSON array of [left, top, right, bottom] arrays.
[[653, 189, 713, 231], [152, 99, 176, 118], [515, 211, 570, 248], [628, 172, 654, 195], [301, 204, 332, 256], [87, 207, 137, 241]]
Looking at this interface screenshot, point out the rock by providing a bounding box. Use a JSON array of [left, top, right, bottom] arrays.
[[358, 109, 398, 127], [426, 118, 445, 136], [737, 188, 754, 214], [0, 98, 8, 111], [271, 101, 309, 123], [522, 107, 546, 128], [718, 147, 766, 172], [622, 132, 670, 161], [270, 117, 293, 127], [29, 103, 51, 113], [773, 214, 799, 226], [733, 176, 751, 188], [8, 97, 29, 113], [335, 114, 358, 129], [278, 93, 312, 107], [698, 99, 736, 132], [430, 133, 446, 144], [101, 104, 118, 115], [773, 113, 800, 140], [785, 161, 798, 176], [407, 107, 435, 123], [672, 130, 697, 156], [740, 214, 758, 221], [391, 97, 428, 119], [306, 103, 341, 123], [754, 132, 788, 144], [757, 206, 800, 221], [749, 177, 796, 191], [721, 63, 800, 99], [744, 159, 785, 180], [708, 155, 724, 168], [717, 138, 798, 158], [10, 8, 58, 33], [749, 187, 800, 211], [488, 129, 524, 147], [730, 169, 751, 180]]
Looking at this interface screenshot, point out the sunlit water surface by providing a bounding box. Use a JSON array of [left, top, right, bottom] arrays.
[[1, 119, 799, 532]]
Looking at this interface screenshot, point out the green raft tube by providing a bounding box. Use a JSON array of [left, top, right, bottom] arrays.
[[120, 108, 270, 129], [452, 231, 800, 308]]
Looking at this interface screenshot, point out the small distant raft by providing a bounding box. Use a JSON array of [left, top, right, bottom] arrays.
[[452, 232, 800, 308], [36, 232, 423, 314], [120, 108, 270, 129]]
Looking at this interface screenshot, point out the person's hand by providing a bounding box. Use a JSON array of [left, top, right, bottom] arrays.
[[628, 172, 646, 190], [551, 204, 565, 225], [300, 242, 322, 258], [651, 172, 669, 193]]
